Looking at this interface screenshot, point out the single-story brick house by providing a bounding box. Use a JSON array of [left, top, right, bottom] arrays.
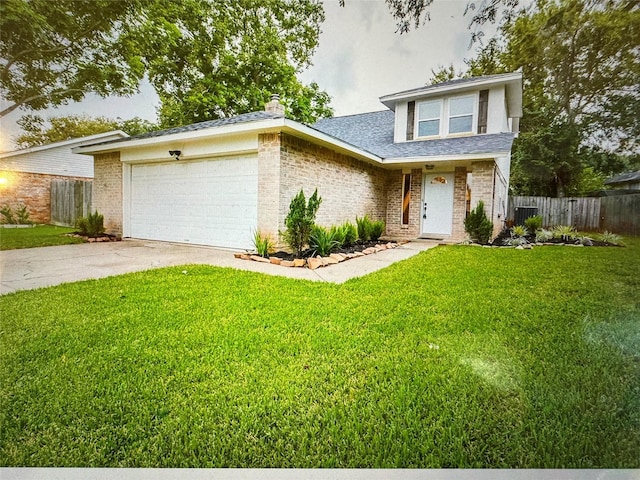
[[0, 131, 128, 223], [75, 73, 522, 250]]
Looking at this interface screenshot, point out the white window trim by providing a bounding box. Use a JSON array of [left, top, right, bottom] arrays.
[[415, 93, 479, 139]]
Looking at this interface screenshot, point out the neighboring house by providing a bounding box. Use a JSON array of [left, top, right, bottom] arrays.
[[0, 131, 128, 223], [75, 73, 522, 250], [604, 171, 640, 190]]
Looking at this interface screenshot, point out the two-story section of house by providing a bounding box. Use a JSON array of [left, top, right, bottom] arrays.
[[314, 72, 523, 242], [76, 73, 522, 249]]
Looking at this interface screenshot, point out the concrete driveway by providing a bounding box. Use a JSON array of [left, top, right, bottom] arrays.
[[0, 239, 438, 295]]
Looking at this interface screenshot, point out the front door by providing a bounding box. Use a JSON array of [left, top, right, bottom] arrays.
[[421, 173, 454, 236]]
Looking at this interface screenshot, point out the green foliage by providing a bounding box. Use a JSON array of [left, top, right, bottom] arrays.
[[14, 204, 30, 224], [252, 230, 275, 258], [524, 215, 542, 234], [0, 205, 16, 224], [535, 228, 553, 243], [598, 231, 623, 246], [574, 235, 594, 246], [511, 225, 528, 238], [370, 219, 385, 241], [464, 201, 494, 244], [328, 225, 346, 248], [356, 215, 372, 242], [309, 225, 340, 257], [15, 114, 158, 148], [341, 221, 358, 247], [552, 225, 577, 242], [76, 211, 105, 237], [281, 189, 322, 257]]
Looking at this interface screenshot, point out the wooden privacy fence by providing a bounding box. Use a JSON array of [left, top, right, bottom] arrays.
[[508, 194, 640, 235], [508, 196, 600, 231], [50, 179, 92, 227]]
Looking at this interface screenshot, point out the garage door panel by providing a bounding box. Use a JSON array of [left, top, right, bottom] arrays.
[[129, 155, 258, 249]]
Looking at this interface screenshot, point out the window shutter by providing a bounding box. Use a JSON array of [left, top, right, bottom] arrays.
[[478, 90, 489, 134], [406, 101, 415, 140]]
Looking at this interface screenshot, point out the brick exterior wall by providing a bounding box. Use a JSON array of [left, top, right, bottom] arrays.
[[0, 171, 90, 224], [93, 152, 122, 236], [257, 133, 389, 240], [452, 167, 468, 242], [385, 169, 422, 240], [470, 160, 502, 239]]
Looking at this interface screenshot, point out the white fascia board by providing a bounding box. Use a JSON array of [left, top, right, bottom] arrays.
[[1, 130, 128, 158], [380, 73, 523, 110], [73, 117, 383, 165], [381, 151, 509, 165]]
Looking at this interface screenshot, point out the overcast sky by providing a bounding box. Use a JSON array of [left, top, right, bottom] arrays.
[[0, 0, 498, 151]]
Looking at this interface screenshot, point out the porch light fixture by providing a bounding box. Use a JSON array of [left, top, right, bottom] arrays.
[[169, 150, 181, 161], [424, 164, 435, 170]]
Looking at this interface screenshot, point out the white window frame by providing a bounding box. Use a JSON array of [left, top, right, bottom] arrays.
[[415, 93, 478, 139], [416, 99, 443, 138]]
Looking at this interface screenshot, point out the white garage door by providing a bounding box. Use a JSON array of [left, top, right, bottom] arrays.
[[129, 155, 258, 249]]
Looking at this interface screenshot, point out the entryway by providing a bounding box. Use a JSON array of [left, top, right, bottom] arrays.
[[421, 173, 454, 236]]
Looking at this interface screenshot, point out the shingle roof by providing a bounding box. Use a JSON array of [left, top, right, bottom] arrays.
[[604, 170, 640, 185], [381, 74, 516, 99], [87, 111, 284, 147], [312, 110, 515, 159]]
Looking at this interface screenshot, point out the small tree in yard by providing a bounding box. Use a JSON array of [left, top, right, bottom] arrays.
[[281, 189, 322, 257], [464, 201, 494, 244]]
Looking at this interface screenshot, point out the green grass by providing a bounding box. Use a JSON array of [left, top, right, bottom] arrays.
[[0, 224, 84, 250], [1, 241, 639, 467]]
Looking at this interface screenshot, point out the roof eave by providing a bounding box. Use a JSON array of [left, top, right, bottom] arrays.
[[382, 151, 511, 165], [1, 130, 129, 158]]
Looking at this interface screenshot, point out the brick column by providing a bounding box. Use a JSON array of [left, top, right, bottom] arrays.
[[452, 166, 468, 241], [471, 160, 500, 239], [93, 152, 122, 236], [257, 133, 282, 241]]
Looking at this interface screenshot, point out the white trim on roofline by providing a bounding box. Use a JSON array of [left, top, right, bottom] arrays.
[[0, 130, 128, 158], [382, 151, 510, 165]]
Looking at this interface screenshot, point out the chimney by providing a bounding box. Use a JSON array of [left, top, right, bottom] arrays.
[[265, 94, 285, 116]]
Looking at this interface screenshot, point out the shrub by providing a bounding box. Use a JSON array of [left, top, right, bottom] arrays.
[[280, 189, 322, 257], [535, 229, 553, 243], [252, 230, 275, 258], [511, 225, 528, 238], [15, 204, 31, 224], [329, 225, 346, 248], [341, 221, 358, 247], [524, 215, 542, 234], [464, 201, 494, 244], [598, 230, 623, 246], [76, 211, 105, 237], [309, 225, 340, 257], [356, 215, 372, 242], [370, 220, 385, 241], [552, 225, 577, 242], [575, 235, 594, 246], [0, 205, 16, 224]]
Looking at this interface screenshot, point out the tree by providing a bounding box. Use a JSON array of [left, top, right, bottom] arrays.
[[14, 114, 157, 149], [0, 0, 144, 118], [436, 0, 640, 197], [2, 0, 332, 126]]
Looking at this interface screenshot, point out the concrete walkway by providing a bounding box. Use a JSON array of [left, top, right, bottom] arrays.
[[0, 239, 438, 295]]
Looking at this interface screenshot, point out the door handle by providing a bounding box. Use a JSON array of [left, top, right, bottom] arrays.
[[423, 202, 427, 219]]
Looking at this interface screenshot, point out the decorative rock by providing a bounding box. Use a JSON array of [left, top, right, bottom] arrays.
[[523, 244, 533, 250], [280, 260, 295, 267], [293, 259, 306, 267], [375, 244, 386, 250], [307, 257, 324, 270], [362, 247, 377, 255], [240, 254, 252, 260], [515, 245, 525, 250], [233, 253, 244, 259], [352, 251, 365, 257], [323, 256, 339, 265], [250, 255, 270, 263], [386, 242, 396, 249], [269, 257, 282, 265], [330, 253, 346, 262]]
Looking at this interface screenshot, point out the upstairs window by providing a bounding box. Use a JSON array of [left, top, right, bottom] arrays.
[[448, 95, 474, 134], [417, 100, 442, 137]]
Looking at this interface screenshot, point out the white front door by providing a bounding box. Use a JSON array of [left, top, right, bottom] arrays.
[[421, 173, 454, 236]]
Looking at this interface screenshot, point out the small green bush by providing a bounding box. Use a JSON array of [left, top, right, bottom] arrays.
[[0, 205, 16, 224], [598, 230, 623, 246], [309, 225, 340, 257], [524, 215, 542, 233], [76, 211, 105, 237], [329, 225, 346, 248], [552, 225, 577, 242], [511, 225, 528, 238], [252, 230, 275, 258], [464, 201, 494, 244], [356, 215, 372, 242], [535, 229, 553, 242], [15, 204, 31, 224], [341, 221, 357, 246], [370, 219, 385, 241], [280, 189, 322, 257]]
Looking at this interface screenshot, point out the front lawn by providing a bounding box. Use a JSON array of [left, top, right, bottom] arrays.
[[0, 224, 83, 250], [0, 242, 638, 467]]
